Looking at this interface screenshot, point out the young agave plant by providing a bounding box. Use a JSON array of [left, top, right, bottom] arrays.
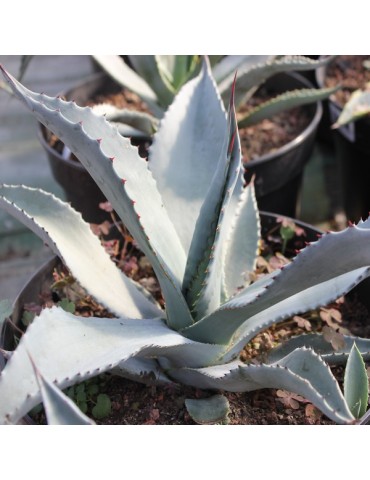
[[94, 55, 339, 135], [1, 60, 370, 425]]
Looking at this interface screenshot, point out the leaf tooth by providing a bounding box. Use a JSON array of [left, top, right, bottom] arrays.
[[97, 138, 102, 144]]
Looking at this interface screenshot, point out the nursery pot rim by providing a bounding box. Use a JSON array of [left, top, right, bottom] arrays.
[[243, 71, 323, 168], [38, 124, 86, 171]]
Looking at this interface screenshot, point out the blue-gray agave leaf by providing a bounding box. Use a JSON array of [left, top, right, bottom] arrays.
[[30, 354, 95, 425]]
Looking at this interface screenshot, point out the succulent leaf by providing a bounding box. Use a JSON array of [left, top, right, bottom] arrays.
[[112, 357, 172, 385], [238, 86, 339, 128], [30, 356, 95, 425], [333, 85, 370, 128], [222, 180, 260, 300], [185, 394, 230, 424], [92, 104, 158, 137], [0, 185, 162, 319], [267, 333, 370, 365], [212, 55, 275, 84], [344, 343, 369, 418], [127, 55, 175, 108], [188, 85, 242, 319], [156, 55, 200, 91], [172, 347, 355, 424], [218, 55, 336, 109], [0, 307, 225, 424], [149, 59, 227, 258]]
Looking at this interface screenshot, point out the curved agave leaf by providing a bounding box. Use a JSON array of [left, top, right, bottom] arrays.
[[149, 59, 227, 257], [0, 307, 225, 424], [111, 357, 172, 385], [333, 85, 370, 128], [0, 185, 161, 319], [225, 268, 370, 361], [0, 66, 193, 330], [188, 84, 242, 320], [238, 86, 339, 128], [212, 55, 275, 84], [171, 347, 355, 424], [156, 55, 200, 92], [222, 181, 260, 301], [183, 222, 370, 348], [30, 356, 95, 425], [128, 55, 175, 108], [218, 55, 336, 109], [92, 104, 158, 137], [344, 343, 369, 418], [266, 333, 370, 365], [93, 55, 164, 117]]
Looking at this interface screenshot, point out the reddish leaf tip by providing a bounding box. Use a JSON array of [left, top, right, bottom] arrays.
[[228, 129, 237, 155]]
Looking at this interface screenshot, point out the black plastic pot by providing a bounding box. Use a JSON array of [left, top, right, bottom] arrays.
[[243, 72, 323, 219], [38, 73, 150, 225], [316, 56, 370, 222]]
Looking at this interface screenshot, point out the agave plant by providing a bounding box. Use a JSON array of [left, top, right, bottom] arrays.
[[93, 55, 338, 136], [1, 60, 370, 425]]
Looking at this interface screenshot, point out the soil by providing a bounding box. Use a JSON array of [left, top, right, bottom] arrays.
[[324, 55, 370, 107], [238, 88, 311, 162], [18, 215, 370, 426]]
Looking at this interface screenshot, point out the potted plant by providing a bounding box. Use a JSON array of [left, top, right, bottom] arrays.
[[316, 55, 370, 222], [1, 60, 370, 425], [40, 55, 337, 221]]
